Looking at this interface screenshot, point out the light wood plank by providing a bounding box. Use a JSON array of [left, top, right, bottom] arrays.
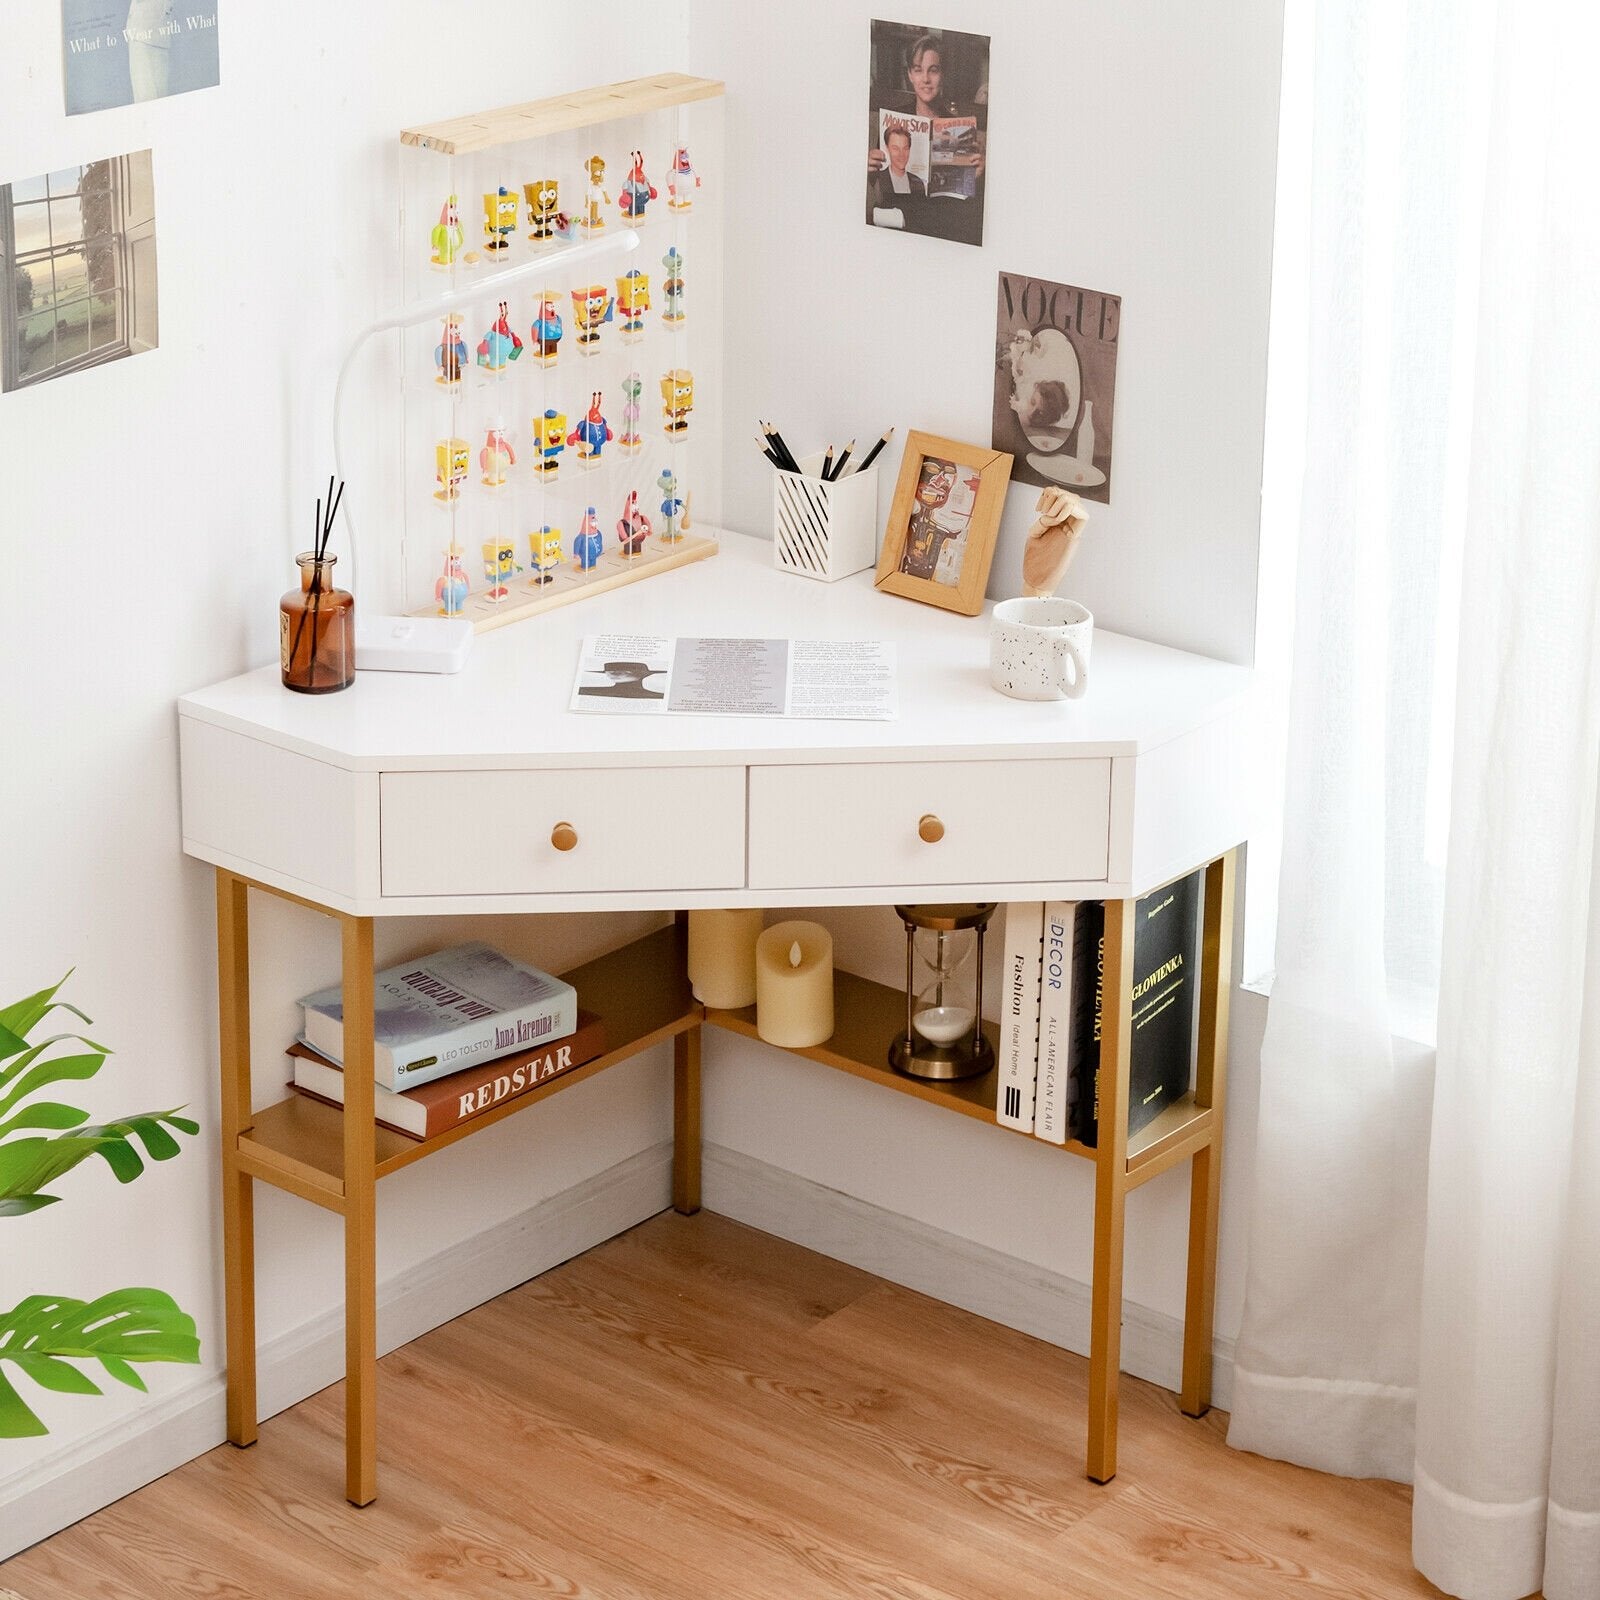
[[2, 1213, 1454, 1600], [401, 73, 725, 154]]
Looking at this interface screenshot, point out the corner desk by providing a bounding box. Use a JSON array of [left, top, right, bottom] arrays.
[[178, 531, 1254, 1506]]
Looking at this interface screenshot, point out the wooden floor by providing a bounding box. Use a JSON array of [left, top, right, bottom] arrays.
[[3, 1211, 1448, 1600]]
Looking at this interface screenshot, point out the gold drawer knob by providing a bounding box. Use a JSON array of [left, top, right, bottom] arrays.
[[551, 822, 579, 852], [918, 814, 945, 844]]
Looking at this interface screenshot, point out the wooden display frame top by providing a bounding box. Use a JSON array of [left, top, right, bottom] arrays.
[[401, 73, 725, 155]]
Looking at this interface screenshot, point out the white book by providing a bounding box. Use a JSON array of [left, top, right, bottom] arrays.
[[997, 902, 1045, 1132], [1034, 902, 1078, 1144], [298, 942, 577, 1091]]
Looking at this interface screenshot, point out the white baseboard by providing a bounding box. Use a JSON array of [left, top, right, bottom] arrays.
[[0, 1143, 673, 1563], [702, 1142, 1235, 1412], [2, 1140, 1233, 1562]]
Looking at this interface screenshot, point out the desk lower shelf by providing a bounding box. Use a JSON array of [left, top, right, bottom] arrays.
[[238, 923, 1213, 1209]]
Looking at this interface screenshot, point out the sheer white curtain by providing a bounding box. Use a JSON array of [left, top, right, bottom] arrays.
[[1229, 0, 1600, 1596]]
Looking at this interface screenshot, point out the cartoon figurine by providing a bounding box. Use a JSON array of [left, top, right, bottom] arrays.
[[532, 408, 566, 478], [434, 313, 467, 386], [522, 178, 565, 242], [530, 293, 563, 366], [433, 438, 470, 503], [661, 247, 686, 326], [667, 146, 701, 211], [618, 373, 643, 455], [578, 155, 609, 233], [618, 150, 658, 222], [435, 542, 470, 615], [429, 195, 463, 267], [615, 269, 650, 342], [528, 525, 563, 585], [573, 506, 603, 570], [481, 539, 521, 601], [483, 187, 518, 255], [477, 301, 523, 372], [479, 421, 516, 488], [660, 368, 693, 438], [571, 283, 614, 355], [657, 468, 684, 542], [616, 489, 652, 557], [567, 391, 613, 467]]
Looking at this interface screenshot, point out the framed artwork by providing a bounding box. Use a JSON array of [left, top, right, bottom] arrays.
[[874, 432, 1013, 615]]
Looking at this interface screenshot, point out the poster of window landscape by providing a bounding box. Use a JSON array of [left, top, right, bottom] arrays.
[[993, 271, 1120, 503], [1, 150, 159, 394], [62, 1, 219, 115]]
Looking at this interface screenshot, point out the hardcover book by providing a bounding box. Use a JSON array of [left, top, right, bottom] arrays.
[[288, 1011, 607, 1140], [298, 942, 578, 1091], [997, 902, 1045, 1132], [1034, 901, 1077, 1145], [1074, 873, 1199, 1148]]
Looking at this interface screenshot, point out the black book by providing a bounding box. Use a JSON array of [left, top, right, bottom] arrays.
[[1072, 871, 1201, 1148]]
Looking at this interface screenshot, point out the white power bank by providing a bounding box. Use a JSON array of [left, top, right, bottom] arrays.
[[355, 614, 474, 674]]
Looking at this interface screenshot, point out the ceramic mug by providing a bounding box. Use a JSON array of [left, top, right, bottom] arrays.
[[990, 597, 1092, 701]]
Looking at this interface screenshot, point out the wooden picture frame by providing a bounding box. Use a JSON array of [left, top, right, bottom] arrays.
[[874, 432, 1013, 615]]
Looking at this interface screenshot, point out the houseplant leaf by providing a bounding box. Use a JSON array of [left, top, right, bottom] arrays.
[[0, 1289, 200, 1438]]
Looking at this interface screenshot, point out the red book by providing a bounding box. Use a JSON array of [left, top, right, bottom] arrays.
[[287, 1010, 607, 1140]]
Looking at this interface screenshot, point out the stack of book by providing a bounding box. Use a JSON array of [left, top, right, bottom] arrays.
[[288, 942, 606, 1140], [996, 871, 1201, 1146]]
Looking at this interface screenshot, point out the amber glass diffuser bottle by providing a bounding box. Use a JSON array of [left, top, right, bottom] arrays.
[[280, 551, 354, 693]]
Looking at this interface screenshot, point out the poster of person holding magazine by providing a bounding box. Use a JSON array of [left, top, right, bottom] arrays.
[[864, 20, 989, 246]]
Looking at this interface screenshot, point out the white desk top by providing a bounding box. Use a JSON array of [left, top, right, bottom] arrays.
[[179, 533, 1253, 772]]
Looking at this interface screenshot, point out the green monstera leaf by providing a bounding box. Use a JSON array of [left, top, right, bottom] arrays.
[[0, 1288, 201, 1437], [0, 977, 203, 1431]]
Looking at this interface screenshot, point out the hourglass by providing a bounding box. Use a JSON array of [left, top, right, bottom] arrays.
[[889, 904, 996, 1080]]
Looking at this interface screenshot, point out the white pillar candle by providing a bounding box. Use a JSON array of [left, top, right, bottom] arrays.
[[687, 908, 765, 1009], [754, 920, 834, 1048]]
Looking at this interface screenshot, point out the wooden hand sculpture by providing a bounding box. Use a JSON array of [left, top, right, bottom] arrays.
[[1021, 488, 1089, 598]]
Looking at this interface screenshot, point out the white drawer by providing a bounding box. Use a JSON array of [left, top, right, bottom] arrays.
[[747, 759, 1110, 890], [381, 767, 745, 896]]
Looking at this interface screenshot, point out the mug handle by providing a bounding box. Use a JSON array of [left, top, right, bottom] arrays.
[[1056, 639, 1088, 700]]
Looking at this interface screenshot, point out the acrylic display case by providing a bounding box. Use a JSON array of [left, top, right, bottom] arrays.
[[396, 74, 724, 631]]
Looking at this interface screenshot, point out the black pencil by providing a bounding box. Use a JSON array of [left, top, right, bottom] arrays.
[[754, 432, 783, 469], [765, 424, 801, 474], [853, 427, 894, 475], [819, 445, 834, 481], [828, 439, 855, 481]]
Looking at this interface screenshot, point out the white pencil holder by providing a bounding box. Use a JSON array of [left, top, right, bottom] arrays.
[[772, 453, 880, 582]]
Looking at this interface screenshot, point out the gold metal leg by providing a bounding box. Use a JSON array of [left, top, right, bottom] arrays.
[[340, 914, 378, 1507], [216, 871, 258, 1449], [1087, 896, 1135, 1483], [673, 1024, 702, 1215], [1182, 850, 1236, 1417]]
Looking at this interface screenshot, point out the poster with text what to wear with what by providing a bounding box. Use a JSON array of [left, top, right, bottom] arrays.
[[63, 1, 219, 115], [993, 272, 1120, 503]]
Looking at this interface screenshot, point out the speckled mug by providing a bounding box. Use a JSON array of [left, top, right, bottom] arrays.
[[990, 597, 1092, 701]]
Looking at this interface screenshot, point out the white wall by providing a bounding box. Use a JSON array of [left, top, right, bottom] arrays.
[[1, 0, 1284, 1552], [689, 0, 1282, 1358], [695, 0, 1283, 666], [0, 0, 689, 1534]]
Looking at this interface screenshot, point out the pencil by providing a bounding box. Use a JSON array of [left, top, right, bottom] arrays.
[[754, 432, 783, 468], [853, 427, 894, 475], [819, 445, 834, 482], [828, 439, 855, 481], [765, 424, 801, 474]]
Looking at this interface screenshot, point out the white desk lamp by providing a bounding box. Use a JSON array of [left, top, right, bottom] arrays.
[[333, 228, 641, 671]]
